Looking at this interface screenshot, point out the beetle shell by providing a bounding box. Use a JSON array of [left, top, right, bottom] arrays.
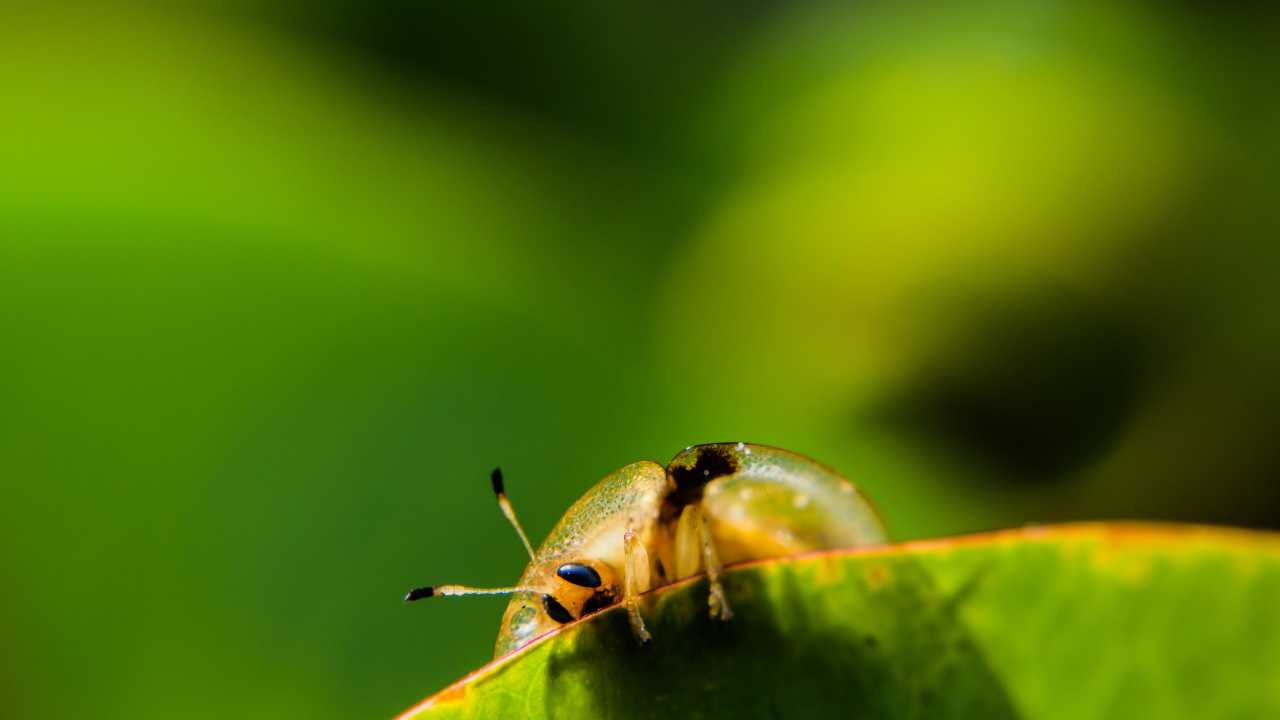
[[492, 443, 886, 657]]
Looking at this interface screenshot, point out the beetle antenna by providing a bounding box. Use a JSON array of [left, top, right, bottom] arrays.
[[404, 584, 533, 602], [491, 467, 536, 561]]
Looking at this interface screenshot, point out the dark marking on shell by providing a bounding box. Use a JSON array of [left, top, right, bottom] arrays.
[[662, 445, 738, 520]]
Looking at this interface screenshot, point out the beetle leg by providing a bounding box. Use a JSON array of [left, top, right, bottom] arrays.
[[696, 504, 733, 621], [623, 524, 653, 643], [674, 504, 703, 580], [673, 503, 733, 620]]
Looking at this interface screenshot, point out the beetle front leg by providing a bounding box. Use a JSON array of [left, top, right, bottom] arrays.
[[623, 524, 653, 644]]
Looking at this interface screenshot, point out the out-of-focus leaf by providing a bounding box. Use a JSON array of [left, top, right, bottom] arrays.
[[399, 523, 1280, 719]]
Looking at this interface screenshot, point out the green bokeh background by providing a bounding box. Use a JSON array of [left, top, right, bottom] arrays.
[[2, 2, 1277, 717]]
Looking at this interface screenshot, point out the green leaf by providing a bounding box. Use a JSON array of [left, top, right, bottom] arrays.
[[398, 523, 1280, 719]]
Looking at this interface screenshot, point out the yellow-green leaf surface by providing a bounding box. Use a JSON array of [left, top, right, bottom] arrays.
[[398, 523, 1279, 719]]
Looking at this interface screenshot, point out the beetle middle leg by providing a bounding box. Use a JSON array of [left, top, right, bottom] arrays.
[[674, 503, 733, 621], [623, 523, 653, 643]]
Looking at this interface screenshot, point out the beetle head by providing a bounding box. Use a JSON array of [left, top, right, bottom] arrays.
[[491, 559, 620, 657], [550, 559, 618, 619]]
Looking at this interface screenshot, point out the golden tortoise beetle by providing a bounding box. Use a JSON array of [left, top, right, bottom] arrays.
[[405, 442, 887, 658]]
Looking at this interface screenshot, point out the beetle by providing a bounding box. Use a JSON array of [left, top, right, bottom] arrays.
[[405, 442, 887, 658]]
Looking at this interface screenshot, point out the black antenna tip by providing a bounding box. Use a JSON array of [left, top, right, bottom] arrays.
[[405, 586, 435, 602], [490, 467, 505, 496]]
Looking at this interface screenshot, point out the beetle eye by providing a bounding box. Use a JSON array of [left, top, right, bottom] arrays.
[[556, 562, 602, 588], [542, 594, 575, 624]]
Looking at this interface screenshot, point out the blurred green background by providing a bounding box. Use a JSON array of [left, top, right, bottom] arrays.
[[2, 1, 1277, 717]]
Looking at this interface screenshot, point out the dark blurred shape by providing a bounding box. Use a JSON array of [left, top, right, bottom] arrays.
[[870, 290, 1153, 481], [265, 1, 780, 150]]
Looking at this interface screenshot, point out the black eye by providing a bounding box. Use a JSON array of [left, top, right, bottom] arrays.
[[542, 594, 575, 624], [556, 562, 602, 588]]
